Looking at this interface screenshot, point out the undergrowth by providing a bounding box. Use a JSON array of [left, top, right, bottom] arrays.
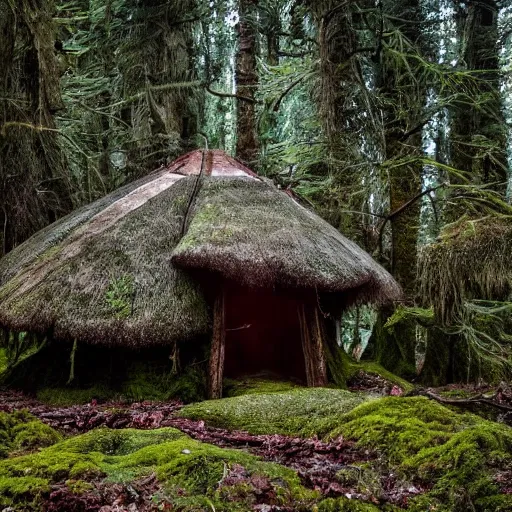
[[1, 341, 208, 405], [0, 348, 7, 374]]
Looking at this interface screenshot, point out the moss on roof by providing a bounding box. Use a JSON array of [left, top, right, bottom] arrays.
[[173, 177, 401, 306], [0, 150, 400, 347], [0, 175, 210, 346]]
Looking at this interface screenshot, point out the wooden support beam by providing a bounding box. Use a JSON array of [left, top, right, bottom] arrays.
[[208, 289, 226, 399], [298, 303, 328, 387]]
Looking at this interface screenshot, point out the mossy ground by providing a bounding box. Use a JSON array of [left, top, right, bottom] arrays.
[[1, 361, 510, 511], [182, 392, 512, 511], [0, 425, 326, 511], [0, 411, 62, 459], [181, 387, 371, 437], [223, 376, 302, 397]]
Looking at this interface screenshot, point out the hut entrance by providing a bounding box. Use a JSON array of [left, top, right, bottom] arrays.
[[222, 284, 307, 383]]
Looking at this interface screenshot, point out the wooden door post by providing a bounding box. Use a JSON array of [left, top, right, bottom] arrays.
[[208, 289, 226, 398], [298, 303, 328, 387]]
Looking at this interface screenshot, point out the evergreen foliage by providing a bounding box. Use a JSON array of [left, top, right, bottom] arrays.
[[1, 0, 511, 387]]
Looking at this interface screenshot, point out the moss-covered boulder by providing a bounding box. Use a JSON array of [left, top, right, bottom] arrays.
[[0, 411, 62, 458], [181, 387, 371, 437]]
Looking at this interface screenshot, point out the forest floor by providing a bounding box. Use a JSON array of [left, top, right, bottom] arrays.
[[0, 373, 511, 512]]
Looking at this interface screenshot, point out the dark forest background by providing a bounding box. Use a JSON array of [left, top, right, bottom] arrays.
[[1, 0, 512, 385]]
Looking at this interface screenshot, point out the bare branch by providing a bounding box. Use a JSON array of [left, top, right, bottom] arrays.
[[205, 84, 258, 104]]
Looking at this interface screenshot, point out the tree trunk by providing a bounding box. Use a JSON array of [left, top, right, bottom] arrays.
[[236, 0, 259, 166], [0, 0, 72, 255], [380, 0, 425, 296], [388, 145, 423, 298], [306, 0, 362, 243], [442, 1, 508, 383], [298, 303, 328, 387], [374, 0, 425, 375], [450, 0, 508, 205]]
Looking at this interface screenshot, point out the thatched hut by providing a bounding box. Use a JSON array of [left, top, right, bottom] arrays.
[[0, 150, 400, 397]]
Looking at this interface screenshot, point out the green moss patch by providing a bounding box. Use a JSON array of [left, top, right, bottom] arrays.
[[0, 476, 51, 511], [36, 385, 117, 406], [0, 348, 7, 374], [182, 391, 511, 511], [0, 411, 62, 458], [0, 426, 322, 511], [329, 397, 512, 511], [317, 497, 384, 511], [223, 376, 302, 397], [180, 387, 371, 437]]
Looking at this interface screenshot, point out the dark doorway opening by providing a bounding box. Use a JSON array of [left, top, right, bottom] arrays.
[[223, 284, 307, 383]]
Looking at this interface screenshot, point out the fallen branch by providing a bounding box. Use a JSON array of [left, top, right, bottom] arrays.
[[420, 389, 512, 413]]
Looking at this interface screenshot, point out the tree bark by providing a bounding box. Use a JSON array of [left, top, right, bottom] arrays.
[[298, 303, 328, 387], [306, 0, 362, 243], [0, 0, 72, 255], [374, 0, 425, 375], [441, 1, 508, 383], [379, 0, 425, 297], [235, 0, 259, 166], [450, 0, 508, 200]]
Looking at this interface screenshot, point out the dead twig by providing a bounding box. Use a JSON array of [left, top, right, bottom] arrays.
[[420, 389, 512, 412]]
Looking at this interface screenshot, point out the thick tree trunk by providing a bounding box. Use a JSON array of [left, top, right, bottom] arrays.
[[235, 0, 259, 166], [450, 0, 508, 198], [380, 0, 425, 296], [307, 1, 362, 243], [441, 1, 508, 383], [374, 0, 425, 375], [0, 0, 72, 255], [388, 142, 423, 298]]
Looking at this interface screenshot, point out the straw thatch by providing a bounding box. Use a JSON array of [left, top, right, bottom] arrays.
[[172, 178, 400, 306], [0, 150, 400, 347], [0, 169, 209, 346], [418, 216, 512, 325]]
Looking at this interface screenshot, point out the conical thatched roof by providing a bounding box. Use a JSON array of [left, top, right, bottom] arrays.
[[0, 150, 400, 346]]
